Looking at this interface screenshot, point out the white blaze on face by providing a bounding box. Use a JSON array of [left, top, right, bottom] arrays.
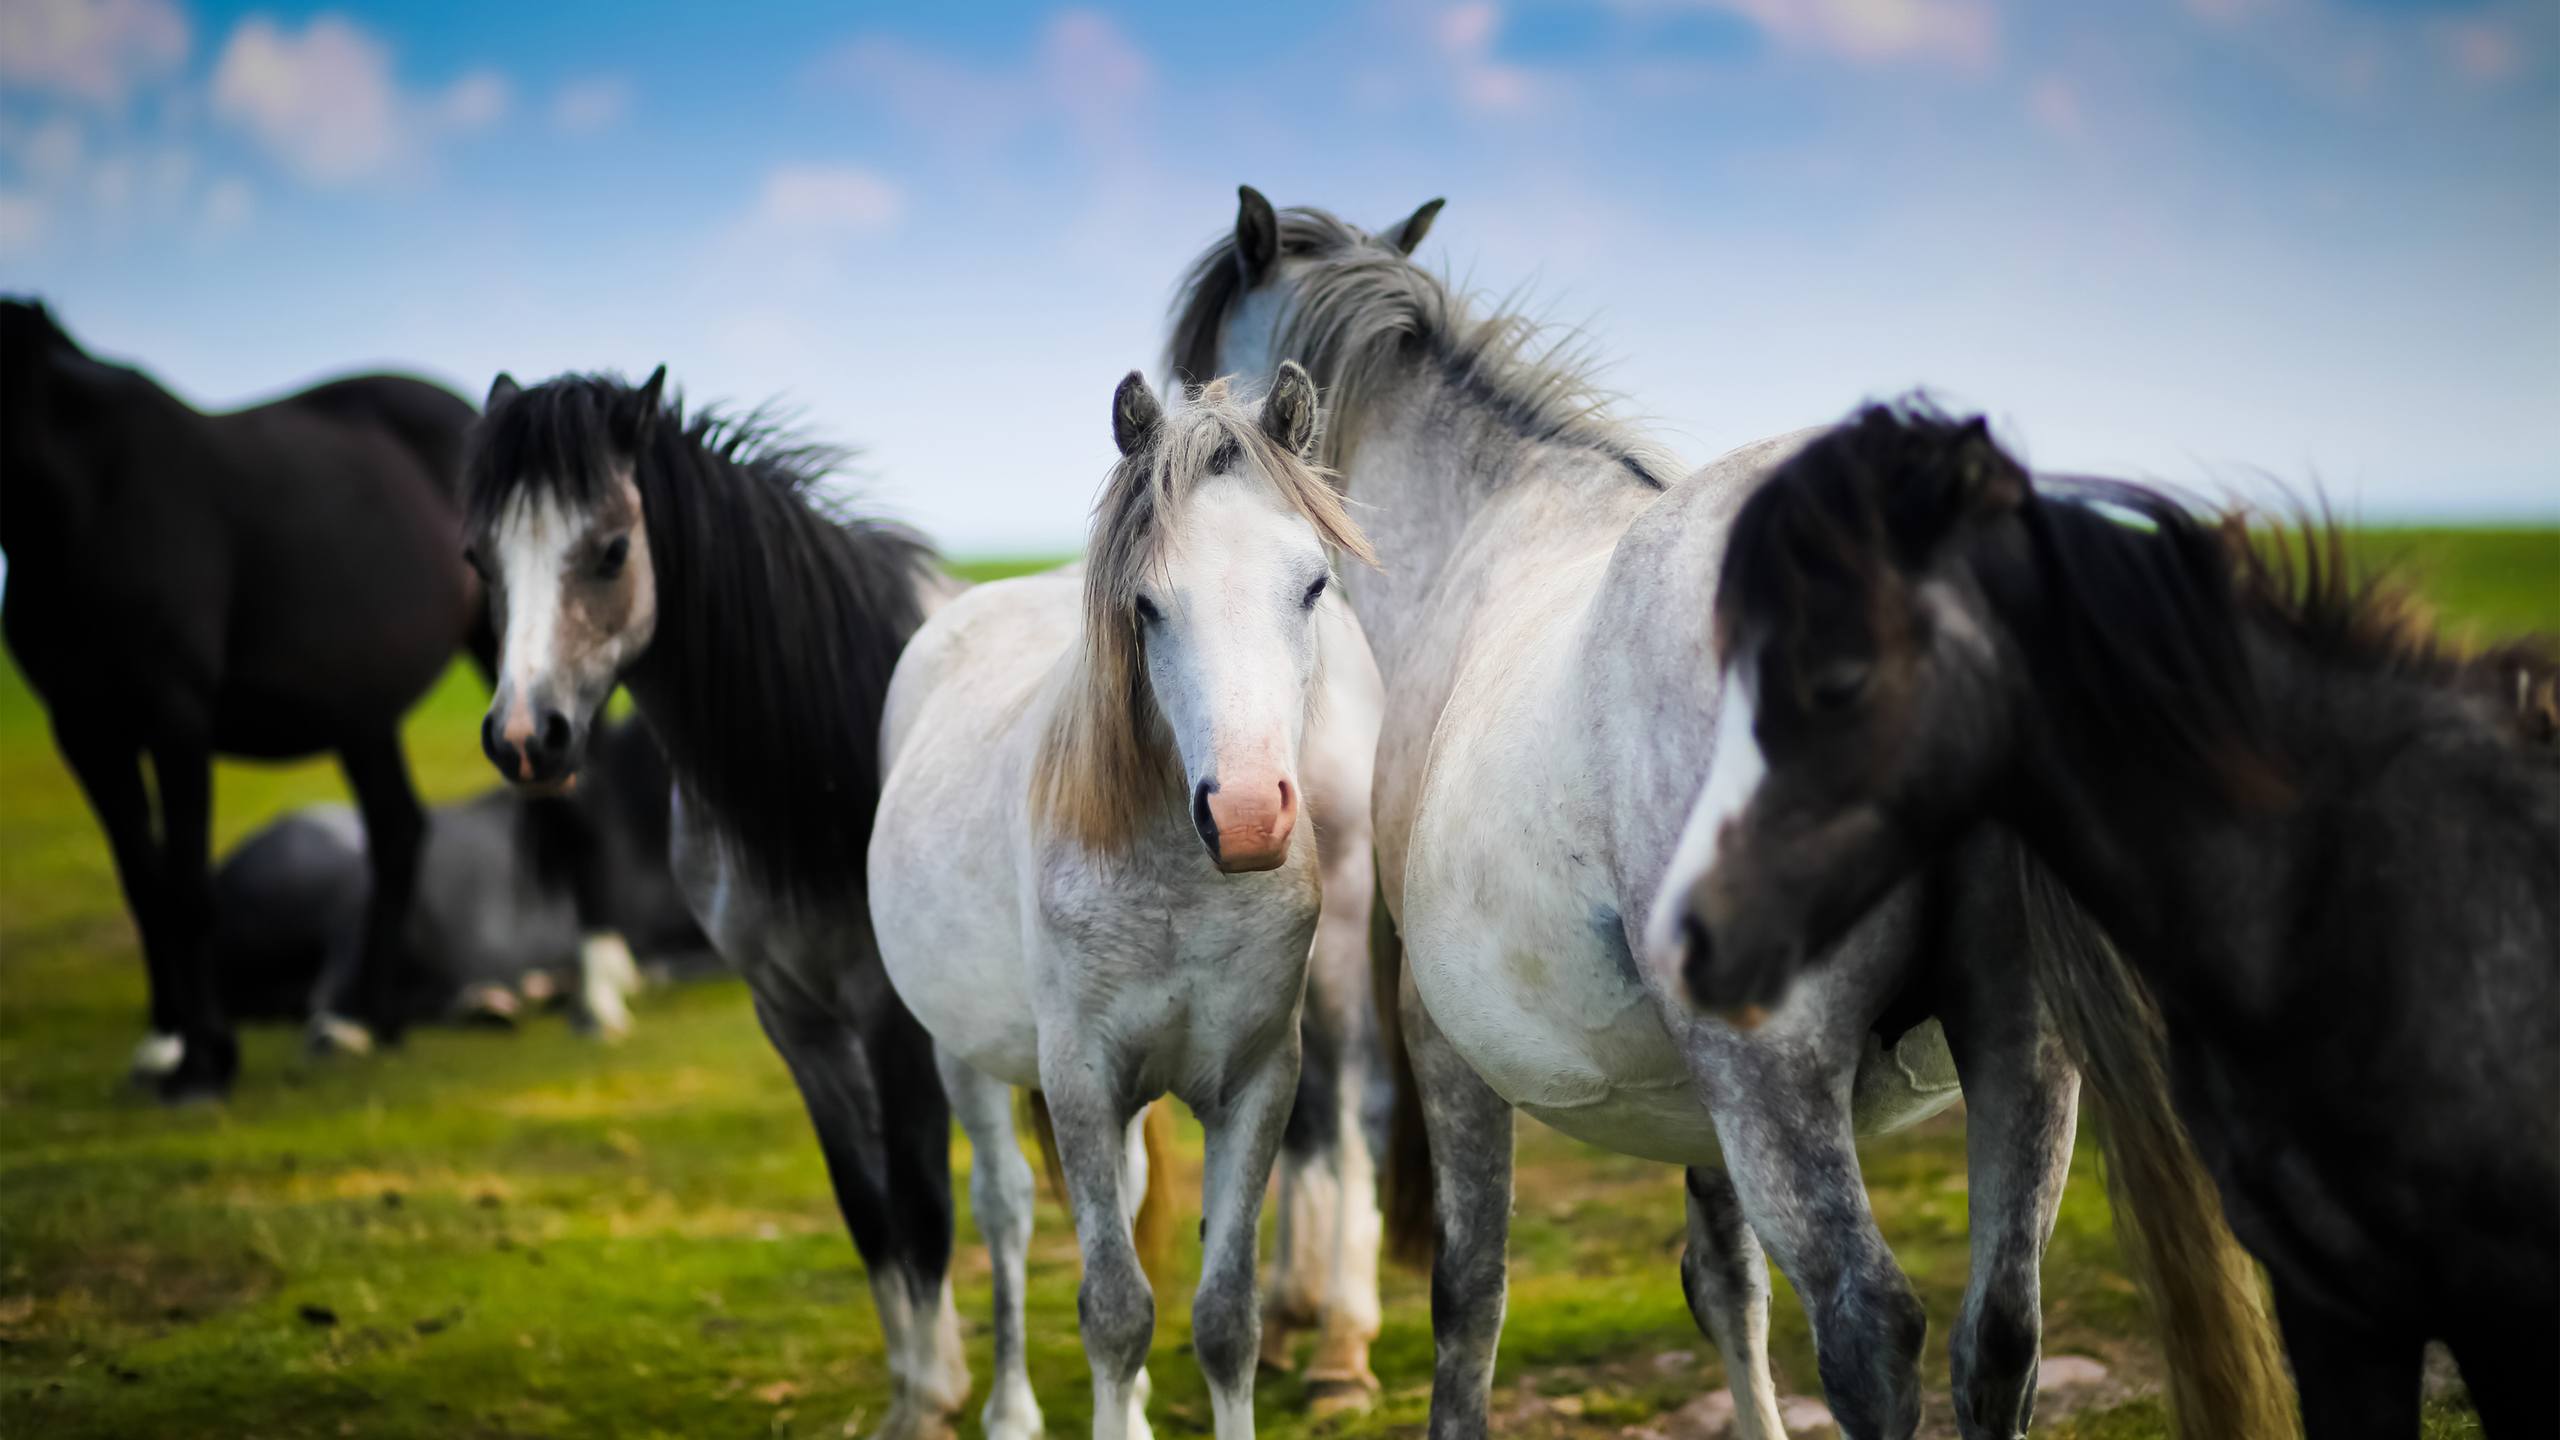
[[490, 489, 579, 739], [1644, 660, 1768, 984], [1146, 475, 1327, 868]]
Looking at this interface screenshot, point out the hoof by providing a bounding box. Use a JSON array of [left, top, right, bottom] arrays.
[[129, 1031, 185, 1081], [459, 986, 522, 1027], [306, 1013, 376, 1056], [1305, 1372, 1381, 1419], [155, 1032, 238, 1105], [866, 1407, 960, 1440]]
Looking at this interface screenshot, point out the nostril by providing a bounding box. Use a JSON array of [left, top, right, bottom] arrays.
[[538, 709, 572, 755], [1192, 778, 1220, 857], [1275, 777, 1295, 817], [481, 713, 508, 766]]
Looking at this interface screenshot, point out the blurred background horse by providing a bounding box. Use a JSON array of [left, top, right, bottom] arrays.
[[211, 716, 709, 1041], [0, 297, 487, 1101]]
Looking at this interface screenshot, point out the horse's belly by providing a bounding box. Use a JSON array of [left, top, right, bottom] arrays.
[[1403, 902, 1716, 1165]]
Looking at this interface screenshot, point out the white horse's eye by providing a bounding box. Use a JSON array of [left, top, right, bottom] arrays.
[[1133, 594, 1162, 626], [1301, 575, 1328, 610]]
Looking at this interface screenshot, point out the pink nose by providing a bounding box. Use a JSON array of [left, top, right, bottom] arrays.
[[1193, 776, 1297, 873]]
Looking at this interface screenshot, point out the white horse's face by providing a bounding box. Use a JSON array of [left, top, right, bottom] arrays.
[[1137, 472, 1333, 873], [471, 472, 657, 788]]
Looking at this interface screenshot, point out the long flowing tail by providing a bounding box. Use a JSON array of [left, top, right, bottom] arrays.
[[1023, 1090, 1180, 1288], [1371, 855, 1435, 1267], [2016, 850, 2297, 1439]]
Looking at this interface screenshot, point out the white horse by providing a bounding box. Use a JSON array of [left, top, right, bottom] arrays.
[[869, 366, 1375, 1440], [1173, 191, 2093, 1440]]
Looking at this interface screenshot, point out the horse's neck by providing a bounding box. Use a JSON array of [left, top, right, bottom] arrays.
[[1336, 369, 1658, 679]]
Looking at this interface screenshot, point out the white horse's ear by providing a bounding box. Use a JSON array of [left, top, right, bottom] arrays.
[[1261, 361, 1318, 460], [486, 372, 521, 412], [1112, 370, 1163, 457], [1235, 185, 1279, 286], [624, 364, 667, 454], [1385, 197, 1445, 255]]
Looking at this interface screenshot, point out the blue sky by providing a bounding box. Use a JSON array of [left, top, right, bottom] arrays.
[[3, 0, 2553, 552]]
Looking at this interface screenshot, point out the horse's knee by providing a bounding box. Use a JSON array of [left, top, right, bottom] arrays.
[[1078, 1260, 1155, 1379], [1809, 1263, 1928, 1438], [1191, 1269, 1260, 1389], [1952, 1285, 2041, 1436]]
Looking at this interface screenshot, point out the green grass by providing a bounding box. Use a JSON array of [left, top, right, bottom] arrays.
[[3, 536, 2547, 1438]]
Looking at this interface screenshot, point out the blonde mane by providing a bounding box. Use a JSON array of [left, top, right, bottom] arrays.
[[1033, 377, 1375, 854]]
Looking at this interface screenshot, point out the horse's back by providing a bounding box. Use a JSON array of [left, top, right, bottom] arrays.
[[266, 374, 477, 504]]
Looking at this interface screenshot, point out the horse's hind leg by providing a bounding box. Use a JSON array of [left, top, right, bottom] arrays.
[[1404, 969, 1518, 1440], [2453, 1308, 2560, 1438], [1939, 871, 2080, 1440], [749, 965, 964, 1440], [326, 729, 427, 1048], [937, 1052, 1042, 1440], [1678, 1164, 1789, 1439], [1712, 1072, 1926, 1439], [2269, 1280, 2419, 1440], [1192, 1039, 1303, 1440], [144, 739, 235, 1101], [1265, 978, 1384, 1408]]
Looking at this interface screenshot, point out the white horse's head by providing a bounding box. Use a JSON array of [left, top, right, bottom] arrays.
[[1170, 185, 1444, 396], [1038, 363, 1374, 872]]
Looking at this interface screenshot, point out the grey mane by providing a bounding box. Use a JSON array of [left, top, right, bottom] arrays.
[[1167, 205, 1680, 487]]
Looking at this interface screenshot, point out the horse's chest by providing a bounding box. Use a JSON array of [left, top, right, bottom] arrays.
[[1032, 857, 1317, 1094]]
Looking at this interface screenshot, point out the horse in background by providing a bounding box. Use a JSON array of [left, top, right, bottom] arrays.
[[0, 298, 485, 1101], [463, 367, 963, 1440], [211, 716, 709, 1038], [1168, 190, 2217, 1439], [1655, 405, 2556, 1437], [869, 364, 1373, 1440]]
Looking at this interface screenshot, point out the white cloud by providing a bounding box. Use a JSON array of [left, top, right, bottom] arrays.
[[816, 9, 1154, 157], [2439, 19, 2527, 87], [0, 0, 189, 105], [750, 164, 906, 239], [551, 76, 635, 136], [209, 14, 509, 186], [1432, 3, 1543, 114], [199, 176, 253, 237], [436, 69, 512, 133], [0, 190, 51, 258], [1664, 0, 1999, 69]]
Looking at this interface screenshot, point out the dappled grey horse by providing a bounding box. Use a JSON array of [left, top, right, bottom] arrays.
[[1169, 190, 2112, 1440], [870, 367, 1375, 1440]]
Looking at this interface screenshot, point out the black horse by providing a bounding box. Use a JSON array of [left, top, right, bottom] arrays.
[[463, 369, 966, 1438], [0, 299, 484, 1100], [1660, 404, 2557, 1437]]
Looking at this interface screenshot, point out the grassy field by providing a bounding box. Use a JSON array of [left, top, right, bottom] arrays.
[[3, 534, 2550, 1439]]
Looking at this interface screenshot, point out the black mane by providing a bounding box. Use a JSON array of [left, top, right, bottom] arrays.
[[1725, 403, 2560, 806], [466, 373, 936, 909]]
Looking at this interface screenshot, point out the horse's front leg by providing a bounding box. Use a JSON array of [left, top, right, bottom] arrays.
[[1191, 1031, 1303, 1440], [1678, 1163, 1789, 1439], [1402, 963, 1517, 1440], [938, 1050, 1043, 1440], [1039, 1049, 1155, 1440]]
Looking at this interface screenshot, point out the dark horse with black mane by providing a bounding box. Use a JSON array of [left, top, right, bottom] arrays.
[[1, 298, 484, 1101], [462, 368, 965, 1439], [1655, 404, 2557, 1437]]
